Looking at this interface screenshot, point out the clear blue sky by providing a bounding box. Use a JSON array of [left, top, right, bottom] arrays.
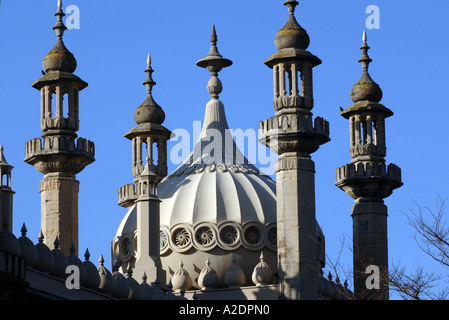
[[1, 0, 448, 298]]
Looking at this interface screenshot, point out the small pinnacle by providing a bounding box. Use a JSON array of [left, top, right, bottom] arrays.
[[38, 230, 44, 243], [147, 54, 151, 67], [53, 236, 60, 250], [21, 223, 27, 236], [210, 24, 217, 45], [69, 242, 76, 255], [99, 253, 104, 266], [363, 30, 367, 43], [84, 248, 91, 261]]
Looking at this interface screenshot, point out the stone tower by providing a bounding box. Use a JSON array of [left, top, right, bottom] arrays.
[[335, 31, 402, 300], [117, 54, 172, 284], [0, 146, 14, 232], [24, 1, 95, 256], [259, 1, 330, 300]]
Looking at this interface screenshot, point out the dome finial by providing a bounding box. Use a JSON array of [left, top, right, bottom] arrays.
[[143, 54, 156, 95], [284, 0, 299, 14], [54, 0, 67, 41], [196, 25, 233, 99], [359, 30, 373, 72]]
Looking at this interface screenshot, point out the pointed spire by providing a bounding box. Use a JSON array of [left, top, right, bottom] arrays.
[[207, 25, 221, 58]]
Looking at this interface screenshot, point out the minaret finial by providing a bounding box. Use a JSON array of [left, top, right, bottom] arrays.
[[359, 30, 373, 72], [143, 53, 156, 95], [53, 0, 67, 41]]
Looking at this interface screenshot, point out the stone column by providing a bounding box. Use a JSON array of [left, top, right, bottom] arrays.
[[276, 154, 318, 300], [40, 173, 79, 256], [134, 192, 164, 284], [352, 201, 388, 299]]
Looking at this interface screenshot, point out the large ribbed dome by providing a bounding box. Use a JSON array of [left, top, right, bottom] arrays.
[[158, 99, 277, 253], [157, 98, 279, 288]]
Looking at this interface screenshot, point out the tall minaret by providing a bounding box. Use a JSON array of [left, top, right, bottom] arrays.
[[0, 146, 14, 233], [259, 1, 330, 300], [118, 55, 172, 285], [335, 31, 402, 300], [24, 0, 95, 256]]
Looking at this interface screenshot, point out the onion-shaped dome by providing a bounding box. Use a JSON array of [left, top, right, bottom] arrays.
[[17, 223, 38, 267], [43, 40, 77, 74], [350, 72, 382, 103], [275, 1, 310, 51], [97, 254, 114, 294], [171, 261, 193, 293], [251, 251, 273, 286], [81, 248, 101, 289], [224, 258, 246, 288], [33, 230, 55, 273], [198, 258, 220, 290]]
